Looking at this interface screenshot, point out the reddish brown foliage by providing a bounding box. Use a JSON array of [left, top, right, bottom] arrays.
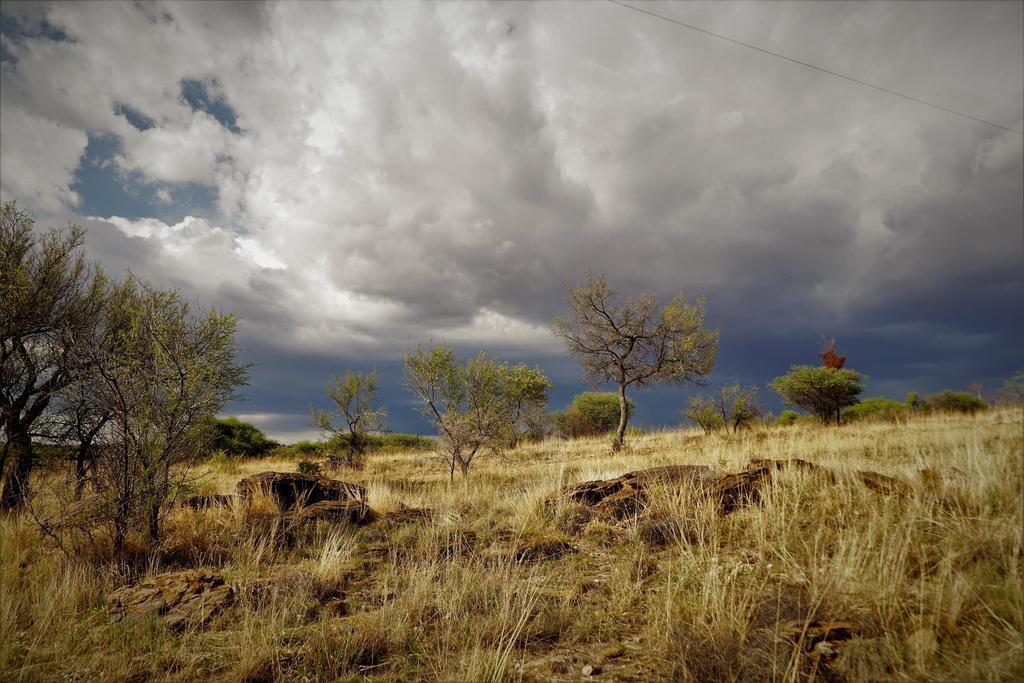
[[820, 339, 846, 369]]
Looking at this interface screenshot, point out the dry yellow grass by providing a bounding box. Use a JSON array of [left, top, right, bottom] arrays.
[[1, 408, 1022, 681]]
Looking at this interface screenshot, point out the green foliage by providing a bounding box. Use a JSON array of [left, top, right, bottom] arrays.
[[906, 392, 922, 410], [504, 363, 552, 445], [334, 432, 433, 453], [683, 395, 725, 434], [923, 390, 988, 414], [770, 365, 867, 425], [684, 383, 762, 434], [311, 369, 387, 465], [774, 410, 801, 426], [78, 276, 249, 550], [843, 397, 910, 423], [1, 200, 108, 508], [293, 440, 324, 456], [213, 417, 276, 457], [404, 343, 524, 480], [555, 392, 635, 438], [207, 449, 242, 475], [269, 433, 433, 463]]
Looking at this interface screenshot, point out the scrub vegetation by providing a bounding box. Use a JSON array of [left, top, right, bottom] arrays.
[[2, 408, 1022, 681]]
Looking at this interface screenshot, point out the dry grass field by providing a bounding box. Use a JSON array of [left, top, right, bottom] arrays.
[[2, 408, 1022, 682]]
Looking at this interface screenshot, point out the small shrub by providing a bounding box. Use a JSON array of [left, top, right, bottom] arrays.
[[684, 396, 725, 434], [212, 417, 277, 457], [843, 397, 910, 423], [774, 410, 801, 426], [292, 440, 323, 456], [323, 449, 366, 472], [297, 459, 322, 477], [922, 390, 988, 414], [555, 392, 635, 438]]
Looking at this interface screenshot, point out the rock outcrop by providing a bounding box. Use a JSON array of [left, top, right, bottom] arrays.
[[236, 471, 366, 509], [549, 457, 913, 521], [107, 570, 233, 629]]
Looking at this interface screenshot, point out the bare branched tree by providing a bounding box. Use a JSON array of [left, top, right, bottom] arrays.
[[553, 271, 719, 450]]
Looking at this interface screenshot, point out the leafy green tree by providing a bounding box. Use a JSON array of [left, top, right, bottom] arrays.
[[555, 391, 636, 438], [553, 271, 718, 451], [404, 344, 518, 482], [503, 363, 551, 446], [311, 369, 387, 468], [770, 365, 867, 425], [213, 417, 276, 457], [1, 201, 107, 509], [81, 277, 248, 551]]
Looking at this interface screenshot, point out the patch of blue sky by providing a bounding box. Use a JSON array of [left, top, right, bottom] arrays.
[[114, 103, 156, 131], [71, 133, 218, 223], [0, 12, 73, 63], [180, 79, 241, 134]]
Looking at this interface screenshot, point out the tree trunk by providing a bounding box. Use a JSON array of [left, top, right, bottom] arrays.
[[0, 425, 32, 510], [147, 501, 160, 545], [74, 441, 94, 500], [612, 383, 629, 452]]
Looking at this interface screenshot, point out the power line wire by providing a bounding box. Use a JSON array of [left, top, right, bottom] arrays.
[[607, 0, 1023, 136]]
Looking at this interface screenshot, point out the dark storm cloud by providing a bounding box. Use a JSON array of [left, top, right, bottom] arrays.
[[1, 1, 1020, 439]]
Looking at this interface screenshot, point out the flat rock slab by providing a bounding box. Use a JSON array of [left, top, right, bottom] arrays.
[[107, 570, 233, 629], [285, 499, 376, 526], [380, 504, 434, 526], [236, 471, 366, 510]]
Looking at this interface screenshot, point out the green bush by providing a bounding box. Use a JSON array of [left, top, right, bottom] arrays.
[[292, 440, 323, 456], [328, 432, 434, 453], [843, 397, 910, 422], [923, 390, 988, 414], [554, 392, 636, 438], [213, 417, 277, 457], [774, 410, 801, 426], [683, 395, 726, 434]]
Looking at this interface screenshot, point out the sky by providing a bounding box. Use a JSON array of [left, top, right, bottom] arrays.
[[1, 0, 1021, 442]]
